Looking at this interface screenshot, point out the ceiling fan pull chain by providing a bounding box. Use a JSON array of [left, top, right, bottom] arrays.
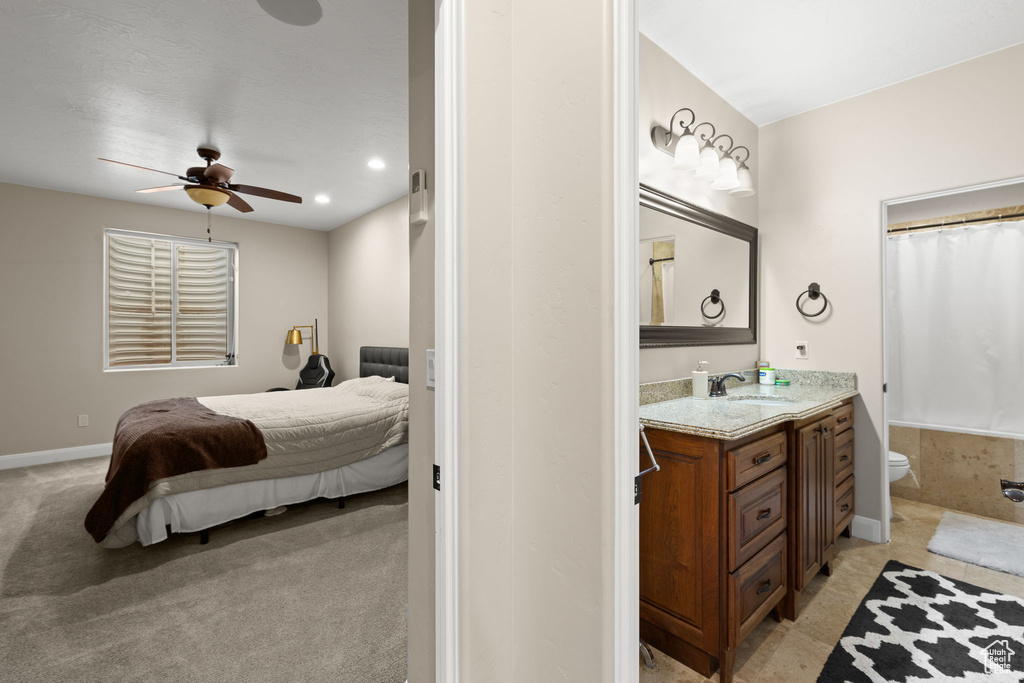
[[207, 207, 212, 242]]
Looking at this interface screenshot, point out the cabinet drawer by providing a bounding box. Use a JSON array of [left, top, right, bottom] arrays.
[[835, 474, 855, 536], [729, 532, 787, 646], [834, 429, 854, 484], [833, 404, 854, 434], [727, 432, 787, 491], [728, 467, 787, 571]]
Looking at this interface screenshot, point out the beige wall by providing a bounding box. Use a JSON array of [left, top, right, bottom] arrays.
[[327, 195, 410, 380], [0, 183, 328, 457], [639, 35, 760, 383], [448, 0, 618, 679], [407, 0, 435, 677], [759, 43, 1024, 529]]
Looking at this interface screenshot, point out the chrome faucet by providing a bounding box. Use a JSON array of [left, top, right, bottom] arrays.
[[1001, 479, 1024, 503], [708, 373, 746, 397]]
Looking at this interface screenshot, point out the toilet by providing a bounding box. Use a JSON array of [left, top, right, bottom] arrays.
[[888, 451, 910, 519], [889, 451, 910, 482]]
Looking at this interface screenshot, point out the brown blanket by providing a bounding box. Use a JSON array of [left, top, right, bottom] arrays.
[[85, 397, 267, 543]]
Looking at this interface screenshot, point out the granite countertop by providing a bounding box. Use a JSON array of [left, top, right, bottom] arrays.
[[639, 381, 859, 441]]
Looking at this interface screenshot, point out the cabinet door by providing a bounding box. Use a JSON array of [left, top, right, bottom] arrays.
[[796, 423, 822, 590], [639, 433, 720, 654], [821, 421, 836, 560]]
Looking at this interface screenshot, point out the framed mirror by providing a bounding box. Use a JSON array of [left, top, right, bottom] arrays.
[[640, 184, 758, 347]]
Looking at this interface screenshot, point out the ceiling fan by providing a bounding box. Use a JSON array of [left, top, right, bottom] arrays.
[[99, 146, 302, 213]]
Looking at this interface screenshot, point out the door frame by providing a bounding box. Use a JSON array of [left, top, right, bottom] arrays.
[[433, 0, 639, 679], [879, 174, 1024, 543], [434, 0, 463, 680]]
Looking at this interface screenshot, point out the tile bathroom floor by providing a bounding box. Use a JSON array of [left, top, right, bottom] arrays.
[[639, 497, 1024, 682]]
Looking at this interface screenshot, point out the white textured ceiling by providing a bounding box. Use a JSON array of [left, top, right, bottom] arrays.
[[0, 0, 407, 230], [640, 0, 1024, 126]]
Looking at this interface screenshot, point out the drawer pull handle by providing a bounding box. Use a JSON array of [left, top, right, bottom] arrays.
[[753, 453, 772, 465], [839, 455, 850, 462], [837, 416, 849, 424], [756, 508, 772, 520], [840, 503, 850, 513], [756, 580, 771, 595]]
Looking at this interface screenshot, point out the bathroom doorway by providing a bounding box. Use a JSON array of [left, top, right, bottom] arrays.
[[882, 177, 1024, 547]]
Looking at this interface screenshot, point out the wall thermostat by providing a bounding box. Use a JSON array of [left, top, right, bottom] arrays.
[[410, 169, 428, 226]]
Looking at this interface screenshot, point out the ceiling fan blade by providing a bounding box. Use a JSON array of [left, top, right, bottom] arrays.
[[99, 158, 183, 178], [204, 163, 235, 183], [225, 190, 254, 213], [228, 184, 302, 204], [135, 185, 185, 193]]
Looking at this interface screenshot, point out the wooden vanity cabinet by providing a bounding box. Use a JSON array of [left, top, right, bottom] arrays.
[[639, 426, 788, 683], [783, 400, 855, 618], [640, 400, 855, 681]]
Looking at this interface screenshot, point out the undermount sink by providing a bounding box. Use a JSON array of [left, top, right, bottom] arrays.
[[725, 396, 796, 406]]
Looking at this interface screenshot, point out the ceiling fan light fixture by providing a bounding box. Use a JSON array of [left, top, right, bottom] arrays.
[[256, 0, 323, 26], [185, 186, 231, 208]]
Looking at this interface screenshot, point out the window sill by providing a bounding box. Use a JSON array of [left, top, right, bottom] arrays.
[[104, 364, 239, 373]]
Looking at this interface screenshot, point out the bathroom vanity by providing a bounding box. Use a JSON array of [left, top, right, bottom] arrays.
[[638, 376, 857, 683]]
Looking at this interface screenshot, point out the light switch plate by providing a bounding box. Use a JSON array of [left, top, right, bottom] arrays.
[[77, 414, 89, 427], [795, 341, 809, 360], [426, 349, 435, 388]]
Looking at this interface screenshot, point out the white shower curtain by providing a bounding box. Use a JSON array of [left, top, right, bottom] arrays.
[[887, 221, 1024, 438]]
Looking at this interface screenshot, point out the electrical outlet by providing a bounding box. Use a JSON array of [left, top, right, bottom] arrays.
[[77, 414, 89, 427], [795, 341, 809, 360]]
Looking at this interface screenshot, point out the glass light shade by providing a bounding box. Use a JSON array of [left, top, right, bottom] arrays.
[[693, 146, 720, 181], [672, 133, 700, 170], [285, 328, 303, 345], [184, 186, 230, 207], [711, 156, 740, 190], [730, 166, 755, 197]]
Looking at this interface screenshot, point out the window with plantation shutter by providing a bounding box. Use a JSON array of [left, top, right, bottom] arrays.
[[105, 230, 237, 369]]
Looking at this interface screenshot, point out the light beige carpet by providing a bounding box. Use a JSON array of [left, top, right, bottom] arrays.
[[0, 456, 407, 683]]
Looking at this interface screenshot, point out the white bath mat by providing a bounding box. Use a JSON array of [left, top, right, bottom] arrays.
[[928, 511, 1024, 578]]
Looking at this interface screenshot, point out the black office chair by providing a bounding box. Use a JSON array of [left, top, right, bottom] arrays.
[[267, 354, 336, 391]]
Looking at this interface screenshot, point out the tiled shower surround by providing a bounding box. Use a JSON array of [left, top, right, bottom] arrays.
[[889, 425, 1024, 522]]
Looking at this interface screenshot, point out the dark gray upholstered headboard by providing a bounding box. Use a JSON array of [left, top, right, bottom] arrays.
[[359, 346, 410, 384]]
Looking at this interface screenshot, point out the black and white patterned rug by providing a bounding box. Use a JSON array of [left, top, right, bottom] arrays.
[[818, 560, 1024, 682]]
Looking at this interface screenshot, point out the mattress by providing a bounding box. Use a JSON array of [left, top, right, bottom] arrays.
[[136, 443, 409, 546]]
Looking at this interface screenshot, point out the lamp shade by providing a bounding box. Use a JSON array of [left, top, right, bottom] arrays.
[[285, 328, 303, 345], [730, 166, 755, 197], [184, 186, 230, 207], [711, 156, 740, 190], [672, 132, 700, 171], [693, 145, 720, 181]]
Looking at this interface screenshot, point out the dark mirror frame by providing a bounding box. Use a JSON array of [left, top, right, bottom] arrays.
[[640, 183, 758, 347]]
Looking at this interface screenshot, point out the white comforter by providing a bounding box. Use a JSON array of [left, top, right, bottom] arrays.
[[101, 376, 408, 548], [199, 375, 409, 458]]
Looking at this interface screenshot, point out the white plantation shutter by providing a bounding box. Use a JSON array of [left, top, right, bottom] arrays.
[[105, 231, 236, 369], [176, 244, 230, 361], [107, 235, 172, 366]]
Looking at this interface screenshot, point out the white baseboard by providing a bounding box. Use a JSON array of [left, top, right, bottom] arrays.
[[0, 443, 112, 470], [851, 514, 882, 543]]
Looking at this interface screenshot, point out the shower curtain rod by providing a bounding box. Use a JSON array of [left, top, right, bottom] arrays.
[[887, 211, 1024, 234]]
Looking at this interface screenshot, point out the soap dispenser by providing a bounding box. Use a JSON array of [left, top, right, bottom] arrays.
[[692, 361, 710, 400]]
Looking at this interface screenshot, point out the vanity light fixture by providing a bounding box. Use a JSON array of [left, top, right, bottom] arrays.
[[651, 109, 755, 197]]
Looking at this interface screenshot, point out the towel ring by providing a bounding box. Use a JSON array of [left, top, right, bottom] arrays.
[[701, 289, 725, 321], [796, 282, 828, 318]]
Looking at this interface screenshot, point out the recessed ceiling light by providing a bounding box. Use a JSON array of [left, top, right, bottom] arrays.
[[314, 194, 330, 204], [367, 158, 386, 170]]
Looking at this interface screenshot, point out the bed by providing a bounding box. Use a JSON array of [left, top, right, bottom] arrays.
[[87, 346, 410, 548]]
